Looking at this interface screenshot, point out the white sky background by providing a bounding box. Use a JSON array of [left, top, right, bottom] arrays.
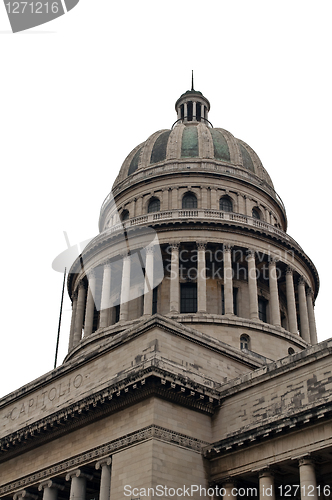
[[0, 1, 331, 398]]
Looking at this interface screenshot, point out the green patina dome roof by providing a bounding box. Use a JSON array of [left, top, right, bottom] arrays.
[[113, 122, 273, 189]]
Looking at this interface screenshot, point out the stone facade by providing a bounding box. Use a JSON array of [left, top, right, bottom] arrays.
[[0, 86, 330, 500]]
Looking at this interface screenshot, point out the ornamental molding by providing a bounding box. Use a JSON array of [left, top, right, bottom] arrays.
[[203, 399, 332, 460], [196, 242, 207, 251], [0, 425, 208, 496], [0, 362, 219, 461]]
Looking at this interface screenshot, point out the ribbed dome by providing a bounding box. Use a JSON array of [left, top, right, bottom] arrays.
[[113, 122, 274, 190]]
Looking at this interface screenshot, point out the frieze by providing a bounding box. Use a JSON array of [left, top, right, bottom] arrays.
[[1, 374, 83, 433], [0, 363, 219, 459], [0, 425, 209, 495]]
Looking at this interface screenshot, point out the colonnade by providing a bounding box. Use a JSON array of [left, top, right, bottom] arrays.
[[11, 457, 321, 500], [13, 459, 111, 500], [176, 100, 208, 122], [68, 243, 317, 351], [219, 457, 319, 500]]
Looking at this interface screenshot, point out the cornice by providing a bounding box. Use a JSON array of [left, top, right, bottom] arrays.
[[67, 214, 319, 299], [0, 424, 209, 495], [203, 398, 332, 460], [64, 313, 267, 370], [0, 361, 219, 462]]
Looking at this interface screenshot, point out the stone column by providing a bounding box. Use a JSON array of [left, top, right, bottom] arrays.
[[68, 291, 78, 351], [84, 269, 96, 337], [184, 102, 188, 122], [222, 482, 237, 499], [161, 188, 168, 211], [171, 187, 178, 210], [244, 195, 250, 216], [143, 246, 155, 316], [298, 277, 310, 343], [299, 458, 318, 500], [223, 245, 234, 315], [95, 457, 112, 500], [237, 192, 244, 214], [286, 267, 298, 335], [136, 195, 143, 216], [247, 249, 259, 320], [100, 262, 112, 328], [73, 281, 87, 347], [269, 257, 281, 327], [193, 101, 196, 120], [306, 288, 318, 344], [169, 243, 180, 313], [210, 188, 217, 210], [120, 255, 131, 321], [259, 470, 275, 500], [38, 481, 64, 500], [197, 243, 207, 313], [66, 470, 93, 500], [201, 187, 208, 209]]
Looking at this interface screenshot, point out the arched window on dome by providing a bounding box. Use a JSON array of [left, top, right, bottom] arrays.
[[121, 209, 129, 222], [219, 196, 233, 212], [252, 208, 261, 220], [148, 197, 160, 213], [240, 334, 250, 350], [182, 192, 197, 209]]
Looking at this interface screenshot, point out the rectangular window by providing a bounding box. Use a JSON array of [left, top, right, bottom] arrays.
[[152, 286, 158, 315], [258, 297, 267, 323], [115, 304, 120, 323], [180, 283, 197, 313], [221, 286, 238, 315]]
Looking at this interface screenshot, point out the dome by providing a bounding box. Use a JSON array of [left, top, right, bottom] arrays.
[[113, 122, 274, 190]]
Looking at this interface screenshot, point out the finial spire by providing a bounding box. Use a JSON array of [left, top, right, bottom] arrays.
[[191, 70, 194, 91]]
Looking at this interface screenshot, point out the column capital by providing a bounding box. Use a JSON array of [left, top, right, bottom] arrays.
[[196, 242, 207, 251], [120, 252, 131, 260], [299, 456, 316, 467], [95, 456, 112, 469], [268, 255, 278, 264], [169, 242, 180, 250], [298, 275, 307, 287], [223, 244, 233, 252], [101, 259, 112, 268], [13, 492, 38, 500], [65, 469, 93, 481], [77, 280, 87, 291], [71, 290, 78, 301], [145, 245, 155, 255], [258, 468, 275, 478], [286, 266, 294, 275], [86, 268, 96, 280], [247, 248, 256, 259], [306, 287, 314, 297], [38, 482, 64, 492]]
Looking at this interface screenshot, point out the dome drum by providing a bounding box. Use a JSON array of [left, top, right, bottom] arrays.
[[67, 85, 319, 364]]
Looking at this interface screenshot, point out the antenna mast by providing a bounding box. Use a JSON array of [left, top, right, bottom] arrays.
[[54, 267, 66, 369]]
